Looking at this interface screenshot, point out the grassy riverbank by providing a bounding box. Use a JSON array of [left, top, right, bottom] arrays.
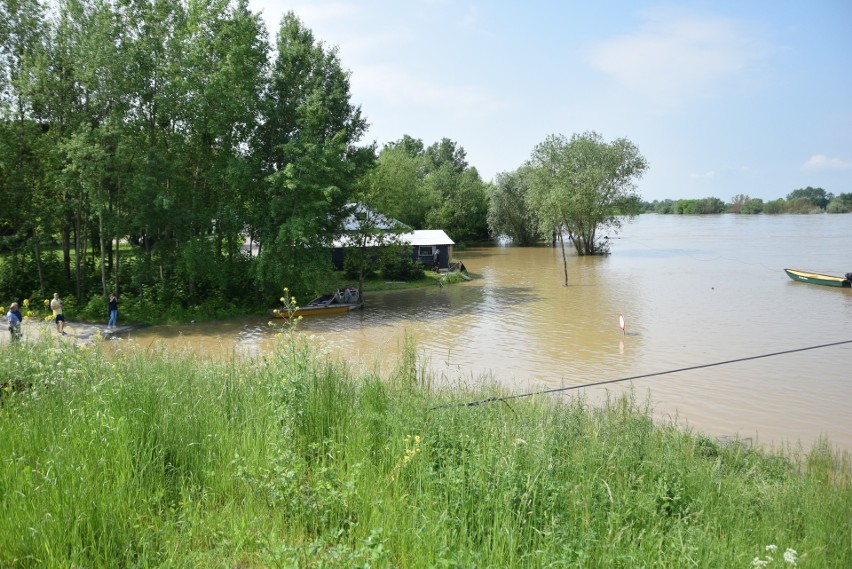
[[1, 335, 849, 567]]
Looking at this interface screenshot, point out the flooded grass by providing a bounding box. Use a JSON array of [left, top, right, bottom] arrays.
[[0, 335, 849, 567]]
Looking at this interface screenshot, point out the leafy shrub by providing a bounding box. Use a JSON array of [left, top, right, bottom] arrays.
[[763, 199, 787, 214], [380, 254, 424, 281], [740, 199, 764, 214], [826, 199, 850, 213], [343, 250, 379, 280]]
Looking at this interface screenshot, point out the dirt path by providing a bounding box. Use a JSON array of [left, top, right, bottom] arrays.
[[2, 318, 135, 346]]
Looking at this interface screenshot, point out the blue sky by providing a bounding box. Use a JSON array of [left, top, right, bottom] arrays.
[[249, 1, 852, 202]]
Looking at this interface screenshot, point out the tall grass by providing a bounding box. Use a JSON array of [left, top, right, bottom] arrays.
[[0, 334, 849, 567]]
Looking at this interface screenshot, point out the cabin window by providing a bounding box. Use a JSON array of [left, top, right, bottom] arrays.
[[419, 246, 434, 257]]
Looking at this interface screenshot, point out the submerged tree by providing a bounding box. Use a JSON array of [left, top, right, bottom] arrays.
[[527, 131, 647, 284]]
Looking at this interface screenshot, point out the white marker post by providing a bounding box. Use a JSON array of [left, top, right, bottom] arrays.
[[618, 312, 625, 336]]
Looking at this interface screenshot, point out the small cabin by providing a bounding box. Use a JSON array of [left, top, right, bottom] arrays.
[[402, 230, 455, 270], [330, 204, 455, 271]]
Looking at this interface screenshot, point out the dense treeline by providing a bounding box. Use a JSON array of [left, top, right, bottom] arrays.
[[0, 0, 489, 312], [643, 187, 852, 215]]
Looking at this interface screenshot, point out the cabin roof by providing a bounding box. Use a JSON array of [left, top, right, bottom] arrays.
[[400, 230, 455, 246], [332, 229, 454, 249]]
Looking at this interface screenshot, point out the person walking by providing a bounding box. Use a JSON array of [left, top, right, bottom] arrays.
[[107, 292, 118, 328], [50, 292, 67, 335], [6, 302, 22, 342]]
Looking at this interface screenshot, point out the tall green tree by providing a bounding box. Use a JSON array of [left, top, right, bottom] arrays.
[[421, 138, 489, 243], [0, 0, 51, 295], [366, 138, 433, 228], [174, 0, 267, 298], [527, 131, 648, 283], [424, 136, 467, 174], [424, 162, 489, 243], [487, 168, 539, 245], [254, 11, 369, 298]]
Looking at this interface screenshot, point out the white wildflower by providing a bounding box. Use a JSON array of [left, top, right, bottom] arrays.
[[783, 548, 798, 565]]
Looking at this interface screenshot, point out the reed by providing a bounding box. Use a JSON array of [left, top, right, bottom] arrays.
[[0, 335, 849, 567]]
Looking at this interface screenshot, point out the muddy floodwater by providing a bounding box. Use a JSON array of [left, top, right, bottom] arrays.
[[118, 214, 852, 453]]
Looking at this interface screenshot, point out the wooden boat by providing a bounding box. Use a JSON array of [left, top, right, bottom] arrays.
[[784, 269, 852, 288], [273, 287, 363, 318]]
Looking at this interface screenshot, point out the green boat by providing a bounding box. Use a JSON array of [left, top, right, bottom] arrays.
[[784, 268, 852, 288]]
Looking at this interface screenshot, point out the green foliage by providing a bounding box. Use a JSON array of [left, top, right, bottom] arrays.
[[728, 194, 764, 214], [648, 199, 676, 214], [526, 131, 648, 257], [343, 250, 369, 279], [365, 141, 434, 228], [0, 338, 849, 567], [486, 168, 540, 245], [380, 252, 424, 281], [787, 186, 832, 209], [674, 197, 726, 214], [0, 1, 374, 310], [365, 136, 490, 243], [740, 198, 764, 214], [649, 191, 852, 216], [763, 199, 788, 214], [252, 12, 370, 297], [424, 163, 490, 243], [787, 199, 823, 214], [827, 193, 852, 213]]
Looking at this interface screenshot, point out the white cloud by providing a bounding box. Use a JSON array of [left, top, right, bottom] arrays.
[[801, 154, 852, 171], [588, 10, 770, 108], [689, 170, 716, 179]]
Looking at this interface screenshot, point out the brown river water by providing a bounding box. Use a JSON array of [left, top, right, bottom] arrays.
[[113, 214, 852, 453]]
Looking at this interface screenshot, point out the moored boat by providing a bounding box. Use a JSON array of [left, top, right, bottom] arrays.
[[784, 269, 852, 288], [273, 287, 363, 318]]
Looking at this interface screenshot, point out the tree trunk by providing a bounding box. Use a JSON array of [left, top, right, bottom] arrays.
[[114, 234, 120, 296], [99, 211, 107, 295], [62, 222, 72, 280], [32, 230, 46, 298], [74, 219, 82, 300], [557, 227, 569, 287]]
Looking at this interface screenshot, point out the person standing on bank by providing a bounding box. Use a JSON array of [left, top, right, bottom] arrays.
[[50, 292, 66, 335], [107, 292, 118, 328], [433, 248, 440, 272], [7, 302, 22, 341]]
